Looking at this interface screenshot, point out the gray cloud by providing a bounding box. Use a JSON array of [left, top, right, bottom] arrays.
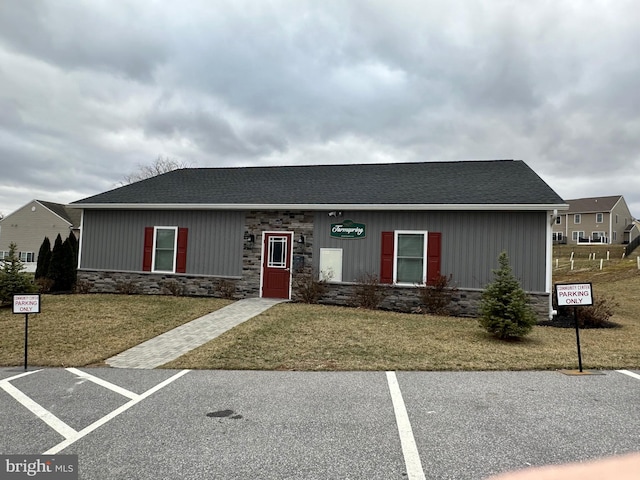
[[0, 0, 639, 217]]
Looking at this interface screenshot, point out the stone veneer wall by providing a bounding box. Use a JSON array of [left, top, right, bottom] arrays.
[[311, 283, 550, 321], [236, 210, 315, 296], [77, 270, 549, 320]]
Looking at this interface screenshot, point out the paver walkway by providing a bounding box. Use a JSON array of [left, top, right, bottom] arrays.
[[106, 297, 286, 369]]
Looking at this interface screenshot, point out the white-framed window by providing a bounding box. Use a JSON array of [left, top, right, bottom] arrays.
[[555, 216, 561, 225], [552, 232, 563, 241], [152, 226, 178, 273], [591, 231, 606, 242], [572, 231, 585, 241], [596, 213, 603, 223], [19, 252, 36, 262], [0, 251, 9, 260], [394, 231, 427, 284], [574, 214, 581, 224], [613, 231, 617, 241]]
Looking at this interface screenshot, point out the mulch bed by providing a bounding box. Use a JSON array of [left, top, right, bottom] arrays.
[[538, 313, 621, 329]]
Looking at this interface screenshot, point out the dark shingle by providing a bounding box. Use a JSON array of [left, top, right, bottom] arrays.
[[73, 160, 565, 206], [38, 200, 82, 226]]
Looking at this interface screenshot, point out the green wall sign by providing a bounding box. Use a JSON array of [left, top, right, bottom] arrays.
[[330, 220, 366, 239]]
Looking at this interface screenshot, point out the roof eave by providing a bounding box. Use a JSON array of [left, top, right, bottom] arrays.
[[69, 202, 570, 211]]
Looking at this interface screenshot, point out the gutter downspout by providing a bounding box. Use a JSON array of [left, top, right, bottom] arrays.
[[547, 210, 557, 320]]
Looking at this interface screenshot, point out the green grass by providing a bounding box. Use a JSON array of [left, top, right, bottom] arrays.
[[0, 295, 232, 367], [2, 253, 639, 370]]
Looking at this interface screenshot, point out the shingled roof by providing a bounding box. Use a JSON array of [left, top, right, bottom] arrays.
[[564, 195, 623, 214], [38, 200, 82, 227], [72, 160, 566, 209]]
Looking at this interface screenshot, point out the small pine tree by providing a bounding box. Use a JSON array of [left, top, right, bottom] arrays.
[[59, 236, 76, 291], [67, 232, 78, 266], [67, 232, 79, 288], [47, 234, 65, 292], [0, 242, 37, 304], [479, 251, 537, 339], [35, 236, 52, 280]]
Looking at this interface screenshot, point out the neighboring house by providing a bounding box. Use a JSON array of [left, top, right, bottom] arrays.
[[552, 195, 637, 245], [70, 160, 567, 319], [0, 200, 81, 272]]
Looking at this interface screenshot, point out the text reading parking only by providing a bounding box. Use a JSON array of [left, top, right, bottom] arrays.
[[13, 294, 41, 314], [556, 283, 593, 306]]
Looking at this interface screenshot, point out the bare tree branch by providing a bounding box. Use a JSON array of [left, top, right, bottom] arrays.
[[121, 155, 192, 184]]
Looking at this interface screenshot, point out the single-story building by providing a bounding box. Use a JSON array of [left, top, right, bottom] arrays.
[[70, 160, 567, 319]]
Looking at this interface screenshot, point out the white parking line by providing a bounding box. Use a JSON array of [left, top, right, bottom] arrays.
[[66, 367, 140, 400], [0, 369, 42, 383], [44, 369, 190, 455], [0, 380, 78, 440], [387, 371, 426, 480], [616, 369, 640, 381]]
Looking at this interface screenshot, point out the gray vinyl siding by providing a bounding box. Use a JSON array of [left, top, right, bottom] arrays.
[[80, 210, 244, 276], [313, 210, 548, 292]]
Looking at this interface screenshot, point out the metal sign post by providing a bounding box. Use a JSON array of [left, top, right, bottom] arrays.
[[13, 294, 41, 371], [555, 283, 593, 373], [573, 306, 583, 372]]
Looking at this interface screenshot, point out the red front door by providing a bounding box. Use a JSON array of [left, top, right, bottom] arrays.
[[261, 232, 293, 299]]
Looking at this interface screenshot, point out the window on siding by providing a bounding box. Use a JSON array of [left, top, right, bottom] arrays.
[[19, 252, 35, 262], [574, 214, 581, 224], [0, 251, 9, 259], [591, 231, 606, 241], [153, 227, 178, 272], [572, 231, 585, 241], [395, 231, 427, 284], [552, 232, 563, 241], [143, 226, 188, 274], [596, 213, 603, 223], [555, 216, 561, 225]]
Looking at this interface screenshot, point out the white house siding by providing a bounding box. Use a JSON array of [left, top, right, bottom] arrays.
[[0, 200, 74, 272]]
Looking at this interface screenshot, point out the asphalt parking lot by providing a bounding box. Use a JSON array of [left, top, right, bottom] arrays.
[[1, 368, 639, 479]]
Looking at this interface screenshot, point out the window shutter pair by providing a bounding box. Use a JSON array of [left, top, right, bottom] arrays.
[[142, 227, 188, 273], [380, 231, 441, 285]]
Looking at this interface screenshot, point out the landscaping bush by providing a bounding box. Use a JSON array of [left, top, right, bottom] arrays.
[[216, 279, 237, 300], [418, 274, 457, 315], [479, 251, 536, 339], [35, 236, 52, 280], [292, 265, 327, 304], [115, 280, 141, 295], [351, 272, 386, 309], [45, 233, 78, 292], [552, 295, 620, 329]]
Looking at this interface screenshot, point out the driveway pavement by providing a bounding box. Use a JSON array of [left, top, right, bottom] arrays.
[[1, 367, 639, 479]]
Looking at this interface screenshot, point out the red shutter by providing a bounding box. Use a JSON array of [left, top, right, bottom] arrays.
[[142, 227, 154, 272], [380, 231, 394, 284], [426, 232, 441, 286], [176, 228, 188, 273]]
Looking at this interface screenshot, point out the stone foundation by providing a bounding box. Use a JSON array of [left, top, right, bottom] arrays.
[[76, 270, 246, 299], [77, 270, 551, 321], [312, 283, 550, 320]]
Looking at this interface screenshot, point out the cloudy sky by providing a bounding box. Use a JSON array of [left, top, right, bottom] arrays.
[[1, 1, 639, 217]]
